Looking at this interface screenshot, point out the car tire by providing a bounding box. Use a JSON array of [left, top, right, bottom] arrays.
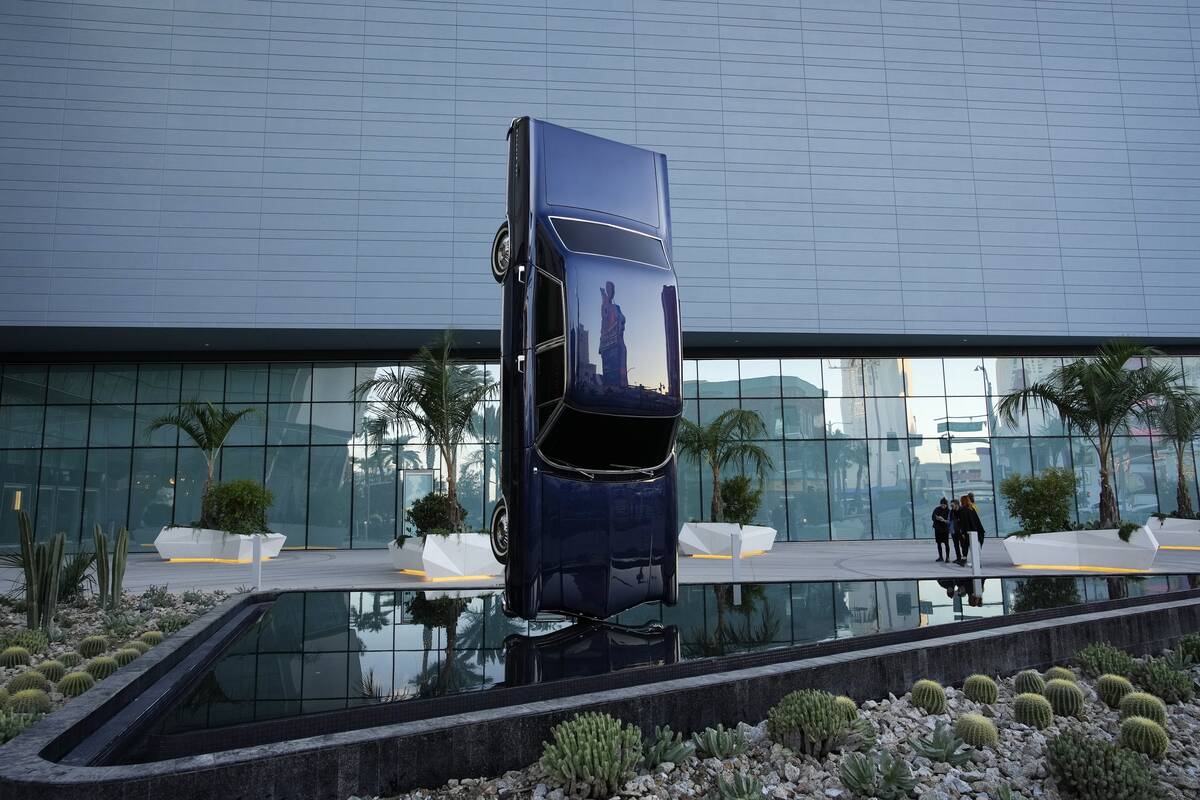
[[489, 499, 509, 564], [491, 222, 510, 283]]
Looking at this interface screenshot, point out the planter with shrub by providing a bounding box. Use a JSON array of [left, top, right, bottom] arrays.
[[389, 492, 501, 579], [153, 479, 283, 561], [678, 474, 778, 557]]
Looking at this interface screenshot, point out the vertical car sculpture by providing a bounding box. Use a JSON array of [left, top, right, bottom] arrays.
[[490, 118, 683, 620]]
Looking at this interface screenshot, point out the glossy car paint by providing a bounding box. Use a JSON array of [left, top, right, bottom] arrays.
[[500, 117, 682, 620]]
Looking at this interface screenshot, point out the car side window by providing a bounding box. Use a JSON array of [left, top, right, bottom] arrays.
[[550, 218, 669, 268]]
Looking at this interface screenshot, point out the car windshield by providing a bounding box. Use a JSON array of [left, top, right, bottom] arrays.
[[550, 217, 669, 269]]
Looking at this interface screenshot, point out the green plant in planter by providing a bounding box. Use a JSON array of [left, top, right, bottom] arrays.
[[58, 652, 82, 668], [1014, 669, 1045, 695], [1118, 716, 1169, 760], [539, 711, 641, 799], [0, 709, 40, 744], [406, 492, 468, 538], [77, 635, 108, 658], [999, 467, 1077, 536], [1178, 633, 1200, 664], [1013, 693, 1053, 729], [56, 671, 95, 697], [0, 646, 31, 668], [1119, 691, 1168, 725], [6, 688, 50, 715], [676, 409, 773, 523], [85, 656, 119, 681], [1147, 388, 1200, 519], [954, 714, 998, 748], [911, 721, 973, 766], [1116, 521, 1141, 543], [203, 480, 274, 535], [33, 660, 65, 683], [1043, 679, 1084, 716], [139, 630, 164, 646], [0, 629, 47, 653], [711, 773, 764, 800], [719, 475, 764, 527], [1097, 674, 1135, 709], [1046, 731, 1160, 800], [692, 724, 746, 759], [963, 674, 998, 704], [1076, 642, 1134, 678], [839, 749, 917, 800], [123, 640, 151, 655], [12, 512, 64, 633], [833, 695, 859, 723], [642, 725, 692, 768], [1133, 657, 1194, 704], [6, 671, 49, 693], [92, 523, 129, 611], [1044, 666, 1076, 682], [910, 679, 947, 714], [767, 689, 845, 757], [113, 648, 140, 667]]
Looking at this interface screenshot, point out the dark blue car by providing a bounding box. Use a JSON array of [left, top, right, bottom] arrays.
[[489, 118, 682, 620]]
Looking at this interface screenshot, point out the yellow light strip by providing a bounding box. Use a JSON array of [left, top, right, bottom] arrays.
[[427, 574, 496, 583], [167, 557, 275, 565], [689, 550, 767, 560], [1015, 564, 1149, 574], [1159, 545, 1200, 551], [397, 569, 426, 577]]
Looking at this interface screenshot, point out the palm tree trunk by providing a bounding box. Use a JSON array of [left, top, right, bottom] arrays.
[[443, 445, 460, 531], [710, 464, 723, 522], [1176, 443, 1194, 518], [201, 457, 216, 526], [1098, 438, 1119, 527]]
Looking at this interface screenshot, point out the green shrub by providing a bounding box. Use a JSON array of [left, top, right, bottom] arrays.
[[123, 640, 151, 655], [204, 479, 274, 535], [539, 712, 642, 799], [1119, 692, 1167, 726], [833, 695, 858, 723], [407, 492, 467, 536], [954, 714, 998, 748], [719, 475, 763, 526], [1046, 731, 1160, 800], [711, 773, 764, 800], [1178, 633, 1200, 664], [642, 725, 692, 767], [1097, 674, 1135, 709], [85, 656, 119, 681], [1045, 666, 1076, 682], [1118, 716, 1169, 760], [1014, 669, 1045, 695], [1043, 679, 1084, 716], [77, 635, 108, 658], [839, 749, 918, 800], [1076, 642, 1134, 678], [139, 630, 164, 646], [113, 648, 141, 667], [33, 660, 65, 683], [6, 688, 50, 715], [1013, 693, 1053, 729], [1117, 521, 1141, 543], [1133, 657, 1194, 704], [911, 721, 973, 766], [691, 724, 746, 759], [0, 646, 31, 668], [58, 652, 82, 667], [963, 674, 998, 704], [910, 679, 947, 714], [57, 671, 96, 698], [1000, 467, 1076, 536], [7, 670, 49, 693], [0, 709, 40, 744], [767, 689, 845, 757]]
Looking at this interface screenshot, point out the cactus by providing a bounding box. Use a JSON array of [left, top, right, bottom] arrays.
[[1096, 674, 1134, 709], [0, 629, 48, 653], [768, 689, 846, 757], [0, 709, 40, 744], [16, 511, 65, 633], [539, 712, 642, 799], [1014, 669, 1045, 695], [0, 687, 7, 707], [911, 679, 947, 714], [34, 660, 65, 683], [139, 630, 164, 646], [838, 716, 877, 754], [1118, 691, 1167, 726], [1179, 633, 1200, 664], [912, 721, 973, 766], [93, 524, 130, 611], [85, 656, 119, 681], [711, 773, 764, 800], [58, 652, 82, 667], [954, 713, 999, 748], [112, 648, 141, 667], [839, 749, 917, 800], [123, 640, 152, 655], [1118, 716, 1169, 760], [0, 646, 31, 668], [642, 725, 692, 767], [1043, 679, 1084, 717], [1075, 642, 1134, 678], [834, 695, 859, 724], [78, 635, 108, 658], [963, 674, 998, 705], [1013, 693, 1053, 729], [56, 671, 96, 698], [6, 688, 51, 715], [7, 670, 50, 693], [1132, 656, 1194, 704], [1044, 666, 1075, 682], [1046, 731, 1158, 800], [692, 724, 746, 759]]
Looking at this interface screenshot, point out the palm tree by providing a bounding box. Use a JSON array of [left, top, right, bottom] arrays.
[[996, 340, 1180, 527], [1148, 387, 1200, 518], [676, 408, 773, 523], [148, 401, 259, 526], [354, 334, 496, 531]]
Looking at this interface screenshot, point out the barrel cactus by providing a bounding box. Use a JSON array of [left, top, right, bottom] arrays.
[[1013, 693, 1053, 729], [113, 648, 141, 667], [7, 670, 50, 693], [1096, 674, 1134, 709], [768, 689, 845, 757], [954, 714, 998, 748], [58, 652, 82, 668], [1044, 666, 1075, 682], [77, 636, 108, 658], [6, 688, 50, 715], [1014, 669, 1045, 695], [539, 712, 642, 799], [34, 660, 65, 683], [834, 695, 859, 724], [85, 656, 119, 681], [57, 671, 96, 698], [1118, 716, 1169, 760], [1043, 679, 1084, 717], [0, 646, 31, 668], [963, 674, 998, 705], [123, 640, 151, 655], [911, 679, 947, 714], [1119, 691, 1167, 726], [138, 630, 164, 646]]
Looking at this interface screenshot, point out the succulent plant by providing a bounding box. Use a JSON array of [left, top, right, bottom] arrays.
[[1132, 656, 1194, 704], [911, 679, 947, 715], [33, 660, 65, 683], [0, 646, 32, 668], [954, 713, 998, 748], [1044, 666, 1076, 682], [911, 721, 973, 766], [1075, 641, 1134, 678], [963, 674, 998, 705], [836, 716, 877, 754], [834, 695, 859, 723], [1096, 674, 1135, 709], [642, 725, 692, 768], [1178, 633, 1200, 665], [1118, 716, 1169, 760], [768, 689, 845, 757], [85, 656, 119, 681], [1118, 691, 1167, 726], [77, 636, 108, 658], [113, 648, 141, 667], [839, 749, 918, 800], [1013, 693, 1053, 729], [1014, 669, 1045, 695], [58, 652, 82, 668], [1043, 678, 1084, 717], [123, 640, 151, 655], [6, 670, 50, 694], [0, 709, 40, 744], [0, 687, 8, 707], [692, 724, 746, 759], [6, 688, 51, 715], [1046, 731, 1159, 800], [56, 671, 96, 698], [539, 712, 642, 799], [138, 630, 164, 646], [711, 773, 764, 800], [0, 629, 47, 654]]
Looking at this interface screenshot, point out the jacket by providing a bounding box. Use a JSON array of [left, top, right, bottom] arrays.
[[931, 505, 950, 536], [956, 506, 985, 537]]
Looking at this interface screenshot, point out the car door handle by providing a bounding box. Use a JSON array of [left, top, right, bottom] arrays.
[[517, 354, 526, 374]]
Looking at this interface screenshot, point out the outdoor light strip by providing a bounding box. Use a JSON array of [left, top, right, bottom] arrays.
[[167, 557, 275, 565], [1015, 564, 1150, 574], [1159, 545, 1200, 551], [689, 551, 767, 560]]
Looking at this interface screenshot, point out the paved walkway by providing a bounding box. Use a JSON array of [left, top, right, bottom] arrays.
[[5, 539, 1199, 594]]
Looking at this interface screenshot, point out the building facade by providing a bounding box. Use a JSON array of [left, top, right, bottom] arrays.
[[3, 1, 1200, 549]]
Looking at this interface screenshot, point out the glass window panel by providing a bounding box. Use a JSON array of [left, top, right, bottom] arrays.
[[136, 364, 180, 403], [480, 400, 499, 444], [739, 359, 780, 397], [696, 360, 739, 398], [36, 449, 85, 543], [400, 470, 435, 534], [309, 446, 351, 548], [1153, 438, 1196, 517], [910, 437, 953, 538], [82, 448, 131, 539], [868, 439, 913, 539], [835, 580, 878, 636], [1071, 439, 1102, 524], [223, 404, 266, 446], [678, 453, 703, 524], [270, 363, 312, 402], [43, 405, 89, 447], [0, 405, 44, 448], [312, 363, 354, 403], [1112, 436, 1156, 521], [1028, 403, 1067, 437], [129, 448, 177, 546], [822, 358, 864, 397], [682, 360, 698, 397], [483, 443, 500, 532], [780, 359, 823, 397], [222, 446, 264, 483], [1183, 357, 1200, 391], [89, 405, 133, 447], [267, 447, 309, 542], [1023, 356, 1063, 385], [456, 443, 485, 531], [981, 357, 1024, 396], [269, 403, 311, 446], [877, 580, 921, 632], [903, 358, 944, 396], [946, 396, 989, 439], [758, 440, 786, 531], [181, 364, 226, 402], [46, 366, 92, 403], [943, 358, 986, 396], [2, 365, 47, 404], [783, 397, 824, 440], [991, 397, 1027, 436], [825, 397, 866, 438], [791, 581, 836, 643], [863, 358, 904, 397], [92, 365, 137, 403], [741, 397, 783, 440], [866, 397, 906, 439], [0, 450, 39, 545], [134, 404, 178, 446], [311, 403, 354, 446], [827, 438, 870, 540], [302, 652, 347, 699], [906, 396, 948, 438], [990, 438, 1032, 535], [1031, 437, 1072, 473], [950, 440, 996, 537], [785, 440, 829, 541], [226, 364, 269, 403], [174, 447, 207, 527], [699, 398, 738, 427]]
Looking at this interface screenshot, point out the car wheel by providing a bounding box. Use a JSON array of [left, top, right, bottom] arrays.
[[490, 499, 509, 563], [491, 222, 510, 283]]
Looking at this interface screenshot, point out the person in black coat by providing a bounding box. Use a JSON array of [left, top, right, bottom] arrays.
[[954, 494, 985, 566], [931, 497, 951, 562]]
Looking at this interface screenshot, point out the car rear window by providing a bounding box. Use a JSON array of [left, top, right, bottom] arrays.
[[539, 406, 675, 473], [550, 218, 669, 269]]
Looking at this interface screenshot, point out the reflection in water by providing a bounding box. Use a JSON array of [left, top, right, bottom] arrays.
[[598, 280, 628, 388]]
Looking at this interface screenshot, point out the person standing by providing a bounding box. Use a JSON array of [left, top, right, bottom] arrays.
[[931, 497, 951, 562], [956, 494, 985, 566], [948, 498, 963, 563], [967, 492, 985, 550]]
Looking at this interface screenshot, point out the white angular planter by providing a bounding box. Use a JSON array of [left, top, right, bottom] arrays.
[[387, 538, 425, 571], [1145, 516, 1200, 549], [153, 526, 286, 562], [1002, 526, 1159, 572], [421, 533, 502, 580], [678, 522, 777, 557]]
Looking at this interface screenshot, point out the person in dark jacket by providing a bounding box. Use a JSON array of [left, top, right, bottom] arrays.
[[948, 498, 963, 563], [931, 498, 951, 562], [955, 494, 985, 566]]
